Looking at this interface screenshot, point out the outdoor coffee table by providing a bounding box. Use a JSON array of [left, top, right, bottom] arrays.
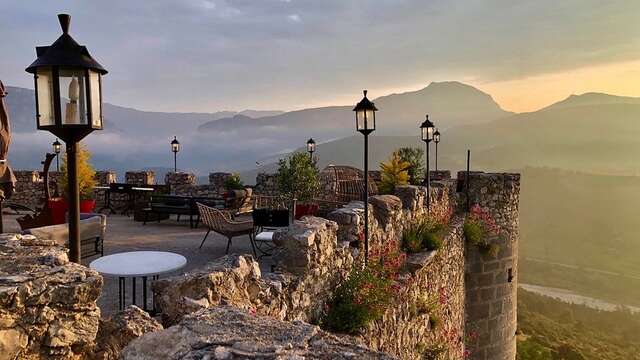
[[90, 251, 187, 311]]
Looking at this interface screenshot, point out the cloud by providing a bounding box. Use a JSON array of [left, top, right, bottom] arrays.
[[0, 0, 638, 113], [287, 14, 301, 23]]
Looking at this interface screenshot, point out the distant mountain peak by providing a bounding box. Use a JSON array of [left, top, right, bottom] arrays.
[[544, 92, 640, 111]]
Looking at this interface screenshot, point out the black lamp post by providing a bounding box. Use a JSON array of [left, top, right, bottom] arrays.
[[353, 90, 377, 265], [433, 128, 441, 171], [306, 138, 316, 159], [52, 138, 62, 171], [26, 14, 107, 263], [171, 136, 180, 172], [420, 115, 435, 208]]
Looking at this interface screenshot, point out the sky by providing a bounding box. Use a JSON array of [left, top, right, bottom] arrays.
[[1, 0, 639, 113]]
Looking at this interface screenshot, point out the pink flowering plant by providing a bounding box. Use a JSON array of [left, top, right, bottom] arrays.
[[463, 204, 501, 257], [323, 241, 406, 334]]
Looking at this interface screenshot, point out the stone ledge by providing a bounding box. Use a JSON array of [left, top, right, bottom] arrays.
[[0, 234, 103, 359], [405, 250, 437, 273], [121, 306, 393, 359]]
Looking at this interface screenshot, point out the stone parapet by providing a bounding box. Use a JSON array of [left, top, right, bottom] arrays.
[[164, 172, 197, 195], [125, 171, 155, 186], [12, 170, 43, 209], [208, 172, 232, 193], [254, 172, 278, 195], [152, 216, 356, 326], [121, 306, 392, 359], [0, 234, 103, 359], [95, 171, 117, 186]]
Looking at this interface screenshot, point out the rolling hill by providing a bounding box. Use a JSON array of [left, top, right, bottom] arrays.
[[250, 94, 640, 179]]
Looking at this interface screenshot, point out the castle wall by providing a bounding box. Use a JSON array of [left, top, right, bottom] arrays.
[[151, 182, 467, 359], [459, 172, 520, 360]]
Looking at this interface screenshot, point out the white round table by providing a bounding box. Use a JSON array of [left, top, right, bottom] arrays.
[[90, 251, 186, 311]]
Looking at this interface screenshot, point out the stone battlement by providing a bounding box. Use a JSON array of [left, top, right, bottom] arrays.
[[2, 170, 520, 359]]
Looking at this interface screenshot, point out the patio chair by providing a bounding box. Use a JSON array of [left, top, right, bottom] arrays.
[[196, 202, 256, 257]]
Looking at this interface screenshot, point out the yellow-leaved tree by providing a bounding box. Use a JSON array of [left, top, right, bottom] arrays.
[[378, 150, 410, 194], [59, 143, 97, 200]]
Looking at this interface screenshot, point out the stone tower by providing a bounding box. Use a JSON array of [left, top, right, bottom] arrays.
[[460, 172, 520, 360]]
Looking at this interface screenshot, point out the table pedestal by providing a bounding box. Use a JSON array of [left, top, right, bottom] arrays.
[[118, 275, 160, 312]]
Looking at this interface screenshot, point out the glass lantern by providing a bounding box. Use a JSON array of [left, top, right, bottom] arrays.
[[26, 14, 107, 141], [420, 115, 435, 142], [353, 90, 377, 134], [171, 136, 180, 153]]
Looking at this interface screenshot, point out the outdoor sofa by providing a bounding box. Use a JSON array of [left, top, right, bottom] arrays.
[[23, 213, 107, 259]]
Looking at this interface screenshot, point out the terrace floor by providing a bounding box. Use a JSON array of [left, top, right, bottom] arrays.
[[3, 213, 269, 317]]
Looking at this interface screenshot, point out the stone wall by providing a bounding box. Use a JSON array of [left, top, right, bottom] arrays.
[[152, 216, 356, 326], [94, 171, 117, 209], [11, 170, 62, 208], [151, 181, 467, 359], [164, 172, 196, 196], [125, 171, 155, 186], [0, 234, 103, 359], [12, 171, 43, 209], [460, 172, 520, 360], [254, 172, 278, 195], [209, 172, 232, 194]]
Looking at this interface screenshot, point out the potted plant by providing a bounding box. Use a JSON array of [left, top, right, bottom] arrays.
[[276, 151, 320, 219], [52, 144, 97, 222]]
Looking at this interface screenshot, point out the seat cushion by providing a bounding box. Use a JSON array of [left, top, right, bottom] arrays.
[[25, 216, 105, 246]]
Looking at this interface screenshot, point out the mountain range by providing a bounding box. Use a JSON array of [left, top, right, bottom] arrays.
[[5, 81, 640, 182]]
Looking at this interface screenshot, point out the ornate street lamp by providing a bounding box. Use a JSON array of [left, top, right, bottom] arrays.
[[171, 136, 180, 172], [52, 138, 62, 171], [26, 14, 107, 263], [306, 138, 316, 158], [420, 115, 435, 209], [433, 128, 441, 171], [353, 90, 377, 264]]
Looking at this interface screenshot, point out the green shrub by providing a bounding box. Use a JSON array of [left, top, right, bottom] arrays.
[[423, 232, 443, 251], [402, 218, 444, 253], [396, 147, 424, 185], [224, 173, 244, 190], [463, 218, 484, 246], [429, 314, 440, 329], [323, 265, 393, 334], [276, 152, 320, 203], [324, 245, 405, 334], [480, 243, 501, 258], [402, 226, 423, 253]]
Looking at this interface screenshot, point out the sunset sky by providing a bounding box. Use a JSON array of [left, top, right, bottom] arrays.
[[1, 0, 638, 113]]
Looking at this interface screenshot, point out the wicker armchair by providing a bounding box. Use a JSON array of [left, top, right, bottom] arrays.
[[196, 203, 256, 256]]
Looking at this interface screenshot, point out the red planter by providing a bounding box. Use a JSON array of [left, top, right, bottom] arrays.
[[80, 199, 96, 213], [47, 198, 96, 224], [48, 198, 68, 225], [295, 203, 319, 220]]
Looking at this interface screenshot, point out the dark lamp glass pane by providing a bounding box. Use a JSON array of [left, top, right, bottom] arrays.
[[36, 68, 54, 126]]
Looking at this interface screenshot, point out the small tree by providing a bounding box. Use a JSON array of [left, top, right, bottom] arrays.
[[59, 143, 97, 200], [224, 173, 245, 190], [276, 152, 320, 203], [397, 147, 424, 185], [378, 151, 410, 194]]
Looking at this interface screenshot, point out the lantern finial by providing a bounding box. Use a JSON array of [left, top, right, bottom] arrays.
[[58, 14, 71, 34], [363, 89, 368, 97]]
